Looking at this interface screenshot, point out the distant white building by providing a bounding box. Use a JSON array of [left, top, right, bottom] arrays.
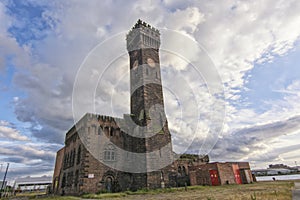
[[266, 168, 293, 175], [15, 176, 52, 192], [252, 167, 297, 176], [252, 169, 268, 176]]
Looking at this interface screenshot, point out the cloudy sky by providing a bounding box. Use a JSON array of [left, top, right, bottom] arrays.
[[1, 0, 300, 182]]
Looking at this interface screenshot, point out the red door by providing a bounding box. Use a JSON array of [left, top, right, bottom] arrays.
[[209, 170, 220, 186], [232, 164, 242, 184]]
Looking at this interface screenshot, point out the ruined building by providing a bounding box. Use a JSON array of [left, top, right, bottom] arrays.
[[52, 20, 253, 195]]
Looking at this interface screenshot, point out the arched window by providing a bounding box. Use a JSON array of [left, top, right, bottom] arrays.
[[110, 127, 114, 137], [63, 155, 66, 169], [98, 127, 102, 135], [182, 166, 187, 176], [66, 153, 70, 168], [115, 128, 120, 137], [69, 151, 73, 167], [67, 171, 73, 187], [92, 125, 96, 134], [74, 170, 79, 187], [77, 145, 81, 165], [178, 166, 182, 176], [62, 173, 66, 188], [104, 144, 116, 161], [104, 127, 109, 135], [72, 149, 76, 166]]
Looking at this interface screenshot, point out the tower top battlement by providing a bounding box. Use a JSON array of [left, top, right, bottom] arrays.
[[126, 19, 160, 51], [131, 19, 160, 33]]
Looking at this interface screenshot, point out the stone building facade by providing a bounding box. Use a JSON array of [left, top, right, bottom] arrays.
[[53, 113, 179, 195], [53, 20, 186, 195], [52, 20, 253, 195]]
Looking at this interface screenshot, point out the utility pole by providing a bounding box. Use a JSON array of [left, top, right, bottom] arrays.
[[0, 163, 9, 198]]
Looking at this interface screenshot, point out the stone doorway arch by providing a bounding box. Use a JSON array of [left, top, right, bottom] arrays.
[[101, 171, 118, 192], [105, 176, 113, 192]]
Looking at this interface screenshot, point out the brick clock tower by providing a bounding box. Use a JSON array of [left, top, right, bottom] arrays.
[[53, 20, 218, 195], [126, 20, 174, 188], [127, 20, 163, 126]]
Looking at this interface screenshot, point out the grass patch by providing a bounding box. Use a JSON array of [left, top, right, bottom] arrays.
[[13, 180, 296, 200], [13, 195, 80, 200], [82, 192, 127, 199], [41, 197, 80, 200]]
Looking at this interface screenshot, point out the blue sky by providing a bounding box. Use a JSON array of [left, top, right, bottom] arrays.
[[1, 0, 300, 182], [241, 44, 300, 112]]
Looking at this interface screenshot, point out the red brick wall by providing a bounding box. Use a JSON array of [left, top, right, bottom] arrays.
[[52, 147, 64, 193], [189, 163, 218, 186], [216, 163, 236, 185]]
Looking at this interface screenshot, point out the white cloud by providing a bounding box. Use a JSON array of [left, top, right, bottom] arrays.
[[192, 0, 300, 99], [1, 0, 300, 178], [0, 120, 29, 141], [0, 1, 32, 71], [209, 115, 300, 167], [0, 141, 59, 179], [164, 7, 205, 34]]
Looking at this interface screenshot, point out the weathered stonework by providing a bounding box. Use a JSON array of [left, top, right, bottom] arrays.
[[53, 20, 181, 195], [52, 20, 253, 195]]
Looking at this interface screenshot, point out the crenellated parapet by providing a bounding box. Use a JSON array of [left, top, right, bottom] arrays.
[[126, 19, 160, 51]]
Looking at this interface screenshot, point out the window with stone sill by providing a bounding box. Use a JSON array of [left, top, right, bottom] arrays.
[[104, 151, 115, 161], [104, 144, 116, 161]]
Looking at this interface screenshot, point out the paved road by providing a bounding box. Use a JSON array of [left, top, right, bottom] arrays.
[[293, 182, 300, 200]]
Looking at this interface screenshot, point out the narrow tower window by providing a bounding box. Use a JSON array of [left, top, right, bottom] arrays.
[[77, 145, 81, 165]]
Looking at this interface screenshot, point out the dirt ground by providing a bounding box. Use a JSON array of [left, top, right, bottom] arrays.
[[11, 180, 297, 200], [82, 180, 295, 200]]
